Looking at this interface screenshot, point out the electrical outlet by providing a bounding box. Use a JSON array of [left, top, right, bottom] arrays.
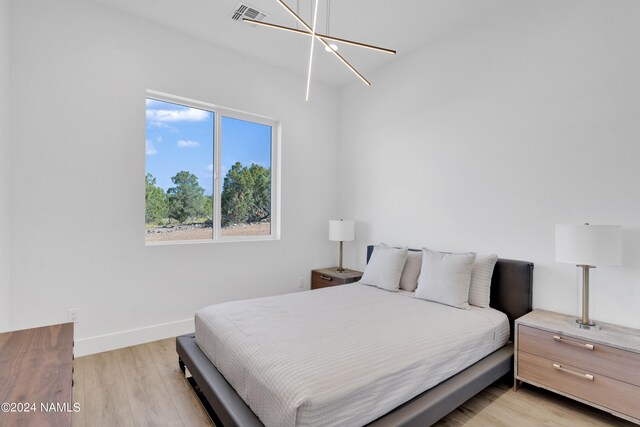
[[68, 308, 79, 323], [298, 277, 304, 289]]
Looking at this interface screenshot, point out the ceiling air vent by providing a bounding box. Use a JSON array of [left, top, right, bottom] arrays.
[[230, 2, 268, 26]]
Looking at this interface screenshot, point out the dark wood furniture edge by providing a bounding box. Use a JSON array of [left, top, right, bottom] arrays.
[[176, 246, 533, 427], [0, 323, 74, 427]]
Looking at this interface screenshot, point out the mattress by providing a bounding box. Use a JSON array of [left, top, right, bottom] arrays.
[[195, 283, 509, 427]]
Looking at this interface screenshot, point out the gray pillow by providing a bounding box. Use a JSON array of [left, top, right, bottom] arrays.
[[360, 243, 408, 292], [399, 250, 421, 291], [415, 248, 476, 309], [468, 254, 498, 308]]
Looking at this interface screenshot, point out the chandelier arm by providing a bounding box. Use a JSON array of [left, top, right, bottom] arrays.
[[329, 48, 370, 86], [275, 0, 371, 86], [276, 0, 313, 31], [305, 0, 320, 101], [243, 18, 396, 55]]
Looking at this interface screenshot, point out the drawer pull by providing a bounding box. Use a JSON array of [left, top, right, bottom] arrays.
[[320, 275, 333, 281], [553, 335, 594, 350], [552, 363, 594, 381]]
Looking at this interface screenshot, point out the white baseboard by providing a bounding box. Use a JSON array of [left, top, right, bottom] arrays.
[[74, 318, 194, 357]]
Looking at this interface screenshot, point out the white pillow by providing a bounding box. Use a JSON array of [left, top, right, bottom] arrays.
[[415, 248, 476, 309], [360, 243, 408, 292], [399, 250, 421, 292], [468, 254, 498, 308]]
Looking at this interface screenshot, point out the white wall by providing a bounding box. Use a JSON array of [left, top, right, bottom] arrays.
[[339, 0, 640, 329], [0, 0, 10, 331], [9, 0, 339, 354]]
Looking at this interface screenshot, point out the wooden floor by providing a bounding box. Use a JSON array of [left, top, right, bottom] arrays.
[[74, 338, 633, 427], [73, 338, 211, 427]]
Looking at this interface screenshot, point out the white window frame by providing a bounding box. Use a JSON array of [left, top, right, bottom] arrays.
[[146, 90, 281, 245]]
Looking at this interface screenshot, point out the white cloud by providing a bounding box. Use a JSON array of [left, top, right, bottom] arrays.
[[177, 140, 201, 148], [147, 121, 174, 130], [146, 108, 209, 122], [207, 163, 214, 172], [146, 140, 157, 155]]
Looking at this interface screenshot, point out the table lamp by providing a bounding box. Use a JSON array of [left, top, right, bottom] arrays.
[[329, 219, 355, 273], [555, 223, 622, 329]]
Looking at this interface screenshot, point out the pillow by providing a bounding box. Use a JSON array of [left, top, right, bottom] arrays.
[[468, 254, 498, 308], [399, 250, 421, 291], [415, 248, 476, 309], [360, 243, 408, 292]]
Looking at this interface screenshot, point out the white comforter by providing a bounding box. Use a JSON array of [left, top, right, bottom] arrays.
[[195, 283, 509, 427]]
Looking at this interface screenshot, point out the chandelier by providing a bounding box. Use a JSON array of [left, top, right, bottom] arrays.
[[243, 0, 396, 100]]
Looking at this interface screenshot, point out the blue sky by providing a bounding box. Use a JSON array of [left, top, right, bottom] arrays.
[[145, 98, 272, 195]]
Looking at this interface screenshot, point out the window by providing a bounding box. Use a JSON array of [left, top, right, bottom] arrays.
[[145, 92, 279, 243]]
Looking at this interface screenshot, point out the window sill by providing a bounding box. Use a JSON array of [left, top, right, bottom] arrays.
[[145, 235, 280, 246]]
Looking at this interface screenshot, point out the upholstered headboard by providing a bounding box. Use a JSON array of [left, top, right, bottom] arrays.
[[366, 246, 533, 341]]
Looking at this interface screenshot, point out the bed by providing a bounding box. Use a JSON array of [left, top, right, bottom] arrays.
[[176, 246, 533, 426]]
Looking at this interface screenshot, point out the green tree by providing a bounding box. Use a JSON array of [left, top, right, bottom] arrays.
[[167, 171, 205, 223], [248, 163, 271, 222], [221, 162, 253, 226], [145, 173, 168, 224], [202, 194, 213, 220], [220, 162, 271, 226]]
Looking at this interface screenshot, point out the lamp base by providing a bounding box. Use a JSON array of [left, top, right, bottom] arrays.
[[576, 264, 599, 331], [576, 319, 600, 330]]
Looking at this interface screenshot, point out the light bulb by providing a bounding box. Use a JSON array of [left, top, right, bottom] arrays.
[[324, 43, 338, 52]]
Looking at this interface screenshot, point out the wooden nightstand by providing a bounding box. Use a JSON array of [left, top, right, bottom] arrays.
[[311, 268, 363, 290], [515, 309, 640, 424]]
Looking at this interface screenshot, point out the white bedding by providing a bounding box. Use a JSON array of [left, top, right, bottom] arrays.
[[195, 283, 509, 427]]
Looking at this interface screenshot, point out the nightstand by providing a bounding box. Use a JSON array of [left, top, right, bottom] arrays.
[[515, 309, 640, 424], [311, 268, 363, 290]]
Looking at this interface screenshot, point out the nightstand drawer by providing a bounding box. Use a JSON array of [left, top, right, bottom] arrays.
[[310, 268, 363, 290], [311, 273, 337, 289], [519, 325, 640, 386], [518, 351, 640, 420]]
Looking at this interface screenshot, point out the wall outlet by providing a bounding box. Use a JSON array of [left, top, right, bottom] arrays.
[[68, 308, 79, 323], [298, 277, 304, 289]]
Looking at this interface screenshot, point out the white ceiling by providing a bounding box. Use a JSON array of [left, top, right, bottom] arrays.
[[86, 0, 514, 87]]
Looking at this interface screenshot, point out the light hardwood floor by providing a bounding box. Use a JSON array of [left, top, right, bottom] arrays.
[[74, 338, 633, 427]]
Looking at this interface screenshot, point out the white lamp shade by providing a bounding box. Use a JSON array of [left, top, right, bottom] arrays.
[[555, 224, 622, 266], [329, 220, 355, 242]]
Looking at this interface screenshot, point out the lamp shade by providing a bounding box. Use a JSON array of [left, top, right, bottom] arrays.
[[555, 224, 622, 266], [329, 220, 355, 242]]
